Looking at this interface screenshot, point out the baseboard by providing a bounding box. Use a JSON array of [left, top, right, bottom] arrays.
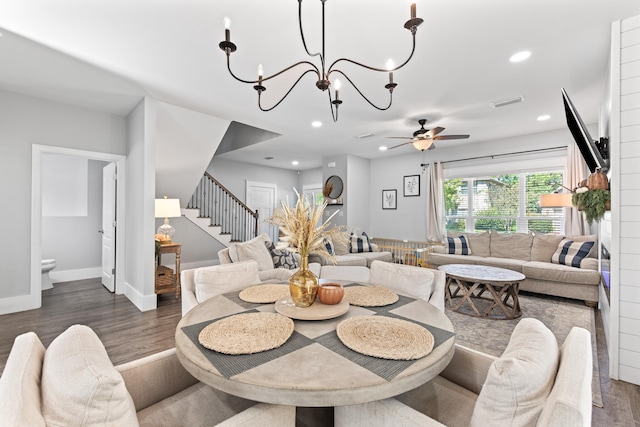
[[50, 267, 101, 283], [0, 293, 41, 315], [123, 281, 157, 312]]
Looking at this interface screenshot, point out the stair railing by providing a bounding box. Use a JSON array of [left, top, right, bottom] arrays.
[[187, 172, 258, 242]]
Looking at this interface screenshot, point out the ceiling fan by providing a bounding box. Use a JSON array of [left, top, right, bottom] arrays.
[[387, 119, 470, 151]]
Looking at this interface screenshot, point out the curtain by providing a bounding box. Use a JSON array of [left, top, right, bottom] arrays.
[[426, 162, 446, 242], [564, 143, 588, 235]]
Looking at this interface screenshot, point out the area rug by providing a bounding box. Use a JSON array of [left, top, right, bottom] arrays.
[[445, 293, 603, 407]]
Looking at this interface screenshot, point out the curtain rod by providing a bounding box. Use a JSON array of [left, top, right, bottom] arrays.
[[420, 146, 567, 167]]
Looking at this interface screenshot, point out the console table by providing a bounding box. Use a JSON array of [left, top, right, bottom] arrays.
[[155, 241, 181, 299]]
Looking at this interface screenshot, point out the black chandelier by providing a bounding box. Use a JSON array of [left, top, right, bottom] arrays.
[[219, 1, 423, 122]]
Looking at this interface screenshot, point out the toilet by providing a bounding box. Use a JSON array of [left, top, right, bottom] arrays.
[[41, 259, 56, 290]]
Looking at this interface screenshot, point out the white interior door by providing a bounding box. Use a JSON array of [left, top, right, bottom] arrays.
[[101, 163, 116, 292], [246, 181, 277, 242]]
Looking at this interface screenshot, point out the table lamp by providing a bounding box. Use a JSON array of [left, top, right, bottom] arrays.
[[155, 196, 181, 242], [539, 193, 574, 208]]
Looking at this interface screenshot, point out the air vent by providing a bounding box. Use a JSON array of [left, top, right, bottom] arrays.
[[357, 132, 375, 139], [491, 96, 525, 108]]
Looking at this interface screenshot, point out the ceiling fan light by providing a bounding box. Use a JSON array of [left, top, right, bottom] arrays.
[[412, 139, 433, 151]]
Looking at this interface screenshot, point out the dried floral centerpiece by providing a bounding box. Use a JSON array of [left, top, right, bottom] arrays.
[[269, 191, 345, 307]]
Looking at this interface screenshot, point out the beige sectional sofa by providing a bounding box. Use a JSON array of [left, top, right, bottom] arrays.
[[308, 234, 393, 267], [428, 231, 601, 305]]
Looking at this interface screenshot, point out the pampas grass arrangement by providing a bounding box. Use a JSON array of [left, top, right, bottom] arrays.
[[269, 191, 346, 260]]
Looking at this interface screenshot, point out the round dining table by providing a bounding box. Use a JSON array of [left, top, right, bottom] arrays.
[[175, 283, 455, 407]]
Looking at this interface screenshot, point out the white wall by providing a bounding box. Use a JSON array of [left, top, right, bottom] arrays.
[[0, 89, 126, 313], [605, 14, 640, 385], [346, 155, 371, 233], [42, 159, 108, 281]]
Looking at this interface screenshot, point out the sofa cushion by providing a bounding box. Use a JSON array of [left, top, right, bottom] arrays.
[[229, 233, 274, 271], [470, 318, 559, 427], [446, 235, 472, 255], [490, 231, 534, 261], [522, 261, 601, 285], [333, 232, 351, 255], [194, 262, 261, 303], [265, 241, 299, 269], [0, 332, 46, 427], [320, 265, 371, 283], [369, 261, 435, 301], [41, 325, 139, 427], [480, 257, 526, 273], [428, 253, 481, 267], [334, 254, 367, 267], [551, 240, 595, 268], [462, 232, 491, 257], [530, 233, 565, 262], [350, 232, 373, 253], [356, 251, 394, 267]]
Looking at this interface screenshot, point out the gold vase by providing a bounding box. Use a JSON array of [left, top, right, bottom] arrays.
[[289, 256, 319, 307]]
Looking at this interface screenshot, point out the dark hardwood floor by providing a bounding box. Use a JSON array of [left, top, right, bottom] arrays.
[[0, 278, 638, 426]]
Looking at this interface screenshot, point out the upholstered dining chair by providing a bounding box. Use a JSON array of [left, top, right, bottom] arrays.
[[181, 260, 262, 316], [368, 260, 446, 312]]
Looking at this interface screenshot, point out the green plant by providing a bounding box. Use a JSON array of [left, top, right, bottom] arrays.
[[572, 189, 610, 224]]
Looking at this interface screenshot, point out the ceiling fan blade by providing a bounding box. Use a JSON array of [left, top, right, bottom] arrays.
[[388, 141, 413, 150], [433, 134, 470, 140], [386, 137, 413, 140], [425, 127, 445, 138], [428, 143, 437, 150]]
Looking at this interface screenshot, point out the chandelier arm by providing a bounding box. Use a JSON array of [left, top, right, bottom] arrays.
[[327, 32, 417, 74], [332, 70, 393, 111], [298, 0, 322, 60], [327, 90, 339, 122], [257, 69, 318, 112], [226, 55, 320, 84]]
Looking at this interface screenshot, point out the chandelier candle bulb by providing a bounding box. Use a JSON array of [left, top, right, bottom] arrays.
[[223, 17, 231, 42], [411, 3, 417, 19], [258, 64, 263, 84], [387, 59, 394, 84], [334, 79, 341, 100]]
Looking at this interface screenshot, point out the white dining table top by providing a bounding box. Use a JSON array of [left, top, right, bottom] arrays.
[[175, 283, 455, 407]]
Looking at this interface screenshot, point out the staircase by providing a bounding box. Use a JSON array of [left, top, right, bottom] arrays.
[[183, 172, 258, 246]]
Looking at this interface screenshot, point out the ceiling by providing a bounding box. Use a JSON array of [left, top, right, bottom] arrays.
[[1, 0, 638, 170]]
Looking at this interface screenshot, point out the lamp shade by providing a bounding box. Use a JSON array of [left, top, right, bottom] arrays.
[[540, 193, 573, 208], [155, 198, 181, 218]]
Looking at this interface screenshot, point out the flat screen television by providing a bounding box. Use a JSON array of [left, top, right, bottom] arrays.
[[561, 88, 609, 173]]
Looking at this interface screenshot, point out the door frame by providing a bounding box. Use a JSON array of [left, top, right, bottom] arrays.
[[245, 181, 277, 241], [30, 144, 127, 308]]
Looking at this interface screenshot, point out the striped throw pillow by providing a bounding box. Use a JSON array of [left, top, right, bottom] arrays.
[[551, 240, 594, 268], [349, 232, 372, 253], [447, 235, 472, 255], [324, 238, 334, 255]]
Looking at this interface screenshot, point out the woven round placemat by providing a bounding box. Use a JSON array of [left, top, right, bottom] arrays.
[[337, 315, 434, 360], [238, 284, 289, 303], [343, 285, 399, 307], [198, 312, 294, 355]]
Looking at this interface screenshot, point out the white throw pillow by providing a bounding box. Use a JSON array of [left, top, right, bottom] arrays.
[[368, 261, 434, 301], [470, 318, 559, 427], [229, 234, 274, 271], [195, 261, 261, 303], [41, 325, 139, 427]]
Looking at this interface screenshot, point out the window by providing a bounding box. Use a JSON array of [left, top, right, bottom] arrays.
[[444, 171, 564, 234]]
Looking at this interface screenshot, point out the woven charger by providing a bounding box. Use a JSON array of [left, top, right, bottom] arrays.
[[198, 312, 294, 355], [239, 284, 289, 303], [337, 315, 434, 360], [343, 285, 399, 307]]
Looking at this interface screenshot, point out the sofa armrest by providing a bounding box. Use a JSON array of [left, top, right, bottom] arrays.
[[258, 268, 293, 283], [116, 348, 198, 412], [370, 243, 380, 252], [579, 258, 598, 271], [439, 345, 496, 395], [432, 246, 446, 254]]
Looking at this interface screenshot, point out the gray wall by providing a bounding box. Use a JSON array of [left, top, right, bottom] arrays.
[[0, 89, 126, 306]]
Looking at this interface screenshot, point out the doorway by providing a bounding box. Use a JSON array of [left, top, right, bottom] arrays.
[[31, 145, 126, 310], [245, 181, 277, 242]]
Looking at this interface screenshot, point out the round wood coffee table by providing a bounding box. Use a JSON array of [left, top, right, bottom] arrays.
[[438, 264, 525, 320]]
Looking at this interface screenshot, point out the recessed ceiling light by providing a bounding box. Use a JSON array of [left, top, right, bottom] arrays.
[[537, 114, 551, 121], [379, 146, 388, 151], [509, 50, 531, 63], [292, 160, 299, 166], [311, 121, 322, 128]]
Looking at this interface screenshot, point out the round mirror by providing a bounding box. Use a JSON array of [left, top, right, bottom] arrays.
[[324, 175, 344, 199]]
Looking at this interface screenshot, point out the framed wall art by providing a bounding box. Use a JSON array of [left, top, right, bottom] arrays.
[[382, 189, 397, 210], [404, 175, 420, 197]]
